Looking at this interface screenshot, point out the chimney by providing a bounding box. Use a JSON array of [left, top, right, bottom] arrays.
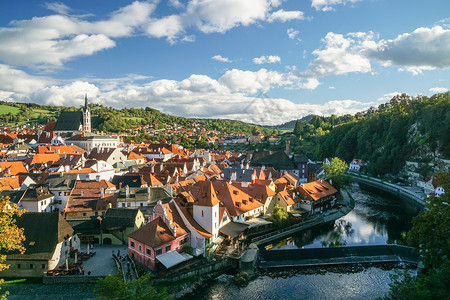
[[151, 164, 155, 173], [125, 185, 130, 198], [100, 188, 104, 198], [285, 140, 290, 156]]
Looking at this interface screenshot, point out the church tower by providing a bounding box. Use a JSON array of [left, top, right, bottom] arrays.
[[82, 94, 91, 133]]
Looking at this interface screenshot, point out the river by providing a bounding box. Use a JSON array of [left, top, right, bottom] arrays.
[[190, 184, 423, 300]]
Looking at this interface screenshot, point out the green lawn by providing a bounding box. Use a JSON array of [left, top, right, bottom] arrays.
[[0, 278, 43, 284], [0, 105, 21, 115]]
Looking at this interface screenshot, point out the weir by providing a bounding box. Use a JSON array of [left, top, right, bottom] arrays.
[[259, 245, 418, 269]]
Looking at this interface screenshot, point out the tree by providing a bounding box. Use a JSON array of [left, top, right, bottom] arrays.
[[95, 273, 173, 300], [268, 205, 290, 227], [293, 120, 304, 136], [0, 197, 26, 299], [322, 157, 352, 188], [407, 172, 450, 270], [382, 172, 450, 299]]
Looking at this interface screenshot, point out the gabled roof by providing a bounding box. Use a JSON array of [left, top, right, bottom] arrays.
[[4, 212, 74, 261], [296, 180, 337, 201], [102, 208, 141, 230], [187, 181, 220, 207], [277, 190, 295, 206], [128, 217, 176, 248], [54, 111, 83, 131], [0, 161, 27, 176], [25, 153, 60, 165], [21, 185, 54, 202]]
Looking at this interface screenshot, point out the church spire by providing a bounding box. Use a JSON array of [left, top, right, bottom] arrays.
[[84, 93, 88, 111], [82, 94, 91, 133]]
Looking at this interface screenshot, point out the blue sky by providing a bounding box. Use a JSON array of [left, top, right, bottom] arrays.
[[0, 0, 449, 125]]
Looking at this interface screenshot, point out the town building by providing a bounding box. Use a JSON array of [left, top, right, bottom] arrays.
[[1, 212, 80, 278]]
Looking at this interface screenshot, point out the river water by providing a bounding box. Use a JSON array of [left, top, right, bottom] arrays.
[[191, 184, 423, 300]]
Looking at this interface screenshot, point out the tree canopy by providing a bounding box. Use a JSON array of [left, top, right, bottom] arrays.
[[95, 273, 173, 300], [383, 172, 450, 299], [0, 197, 26, 299]]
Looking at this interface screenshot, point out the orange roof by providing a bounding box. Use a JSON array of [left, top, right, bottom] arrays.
[[26, 153, 60, 165], [187, 181, 220, 207], [37, 145, 86, 155], [278, 190, 295, 206], [297, 180, 337, 201], [67, 167, 95, 174], [75, 180, 116, 190], [0, 161, 27, 176], [128, 151, 146, 160], [148, 173, 163, 187], [0, 176, 20, 191]]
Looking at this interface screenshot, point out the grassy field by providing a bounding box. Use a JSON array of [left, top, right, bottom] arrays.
[[0, 105, 22, 115]]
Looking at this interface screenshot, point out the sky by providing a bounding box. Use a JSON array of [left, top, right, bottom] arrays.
[[0, 0, 449, 125]]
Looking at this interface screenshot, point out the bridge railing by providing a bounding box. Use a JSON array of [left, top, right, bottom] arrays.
[[347, 171, 425, 203]]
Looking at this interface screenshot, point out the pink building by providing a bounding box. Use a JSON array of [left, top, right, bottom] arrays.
[[128, 201, 190, 270]]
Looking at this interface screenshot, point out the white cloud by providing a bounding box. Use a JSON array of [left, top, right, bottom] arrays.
[[145, 15, 184, 43], [429, 87, 448, 93], [0, 65, 368, 125], [253, 55, 281, 64], [1, 1, 308, 68], [44, 2, 71, 15], [287, 28, 299, 39], [311, 0, 361, 12], [366, 26, 450, 74], [186, 0, 272, 34], [0, 1, 155, 68], [305, 31, 373, 76], [211, 55, 231, 63], [268, 9, 304, 22], [219, 68, 288, 94]]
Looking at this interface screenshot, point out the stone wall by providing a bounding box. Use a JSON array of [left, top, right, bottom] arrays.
[[156, 259, 233, 283]]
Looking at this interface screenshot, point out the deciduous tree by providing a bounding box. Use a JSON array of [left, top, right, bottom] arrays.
[[0, 197, 26, 299]]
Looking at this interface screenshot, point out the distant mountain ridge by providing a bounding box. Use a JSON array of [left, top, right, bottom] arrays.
[[267, 114, 319, 130]]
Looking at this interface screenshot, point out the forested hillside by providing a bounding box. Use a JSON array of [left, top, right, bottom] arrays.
[[311, 93, 450, 176], [0, 101, 271, 135]]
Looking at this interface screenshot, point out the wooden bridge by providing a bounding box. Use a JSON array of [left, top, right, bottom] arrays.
[[259, 244, 418, 269]]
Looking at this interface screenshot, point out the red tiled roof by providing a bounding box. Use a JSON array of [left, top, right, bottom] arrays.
[[296, 180, 337, 201]]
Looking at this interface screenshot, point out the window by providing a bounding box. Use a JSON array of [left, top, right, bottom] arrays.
[[146, 249, 151, 255], [140, 203, 143, 207], [83, 213, 87, 216], [95, 212, 98, 216], [122, 203, 125, 207], [165, 245, 171, 252], [138, 245, 142, 252], [59, 192, 62, 196], [156, 248, 162, 255], [201, 210, 204, 217], [17, 264, 21, 269], [130, 241, 135, 248], [29, 264, 34, 269], [42, 264, 46, 269]]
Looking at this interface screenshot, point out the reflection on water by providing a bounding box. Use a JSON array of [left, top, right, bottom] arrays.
[[192, 185, 423, 300], [190, 267, 404, 300], [267, 184, 423, 250]]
